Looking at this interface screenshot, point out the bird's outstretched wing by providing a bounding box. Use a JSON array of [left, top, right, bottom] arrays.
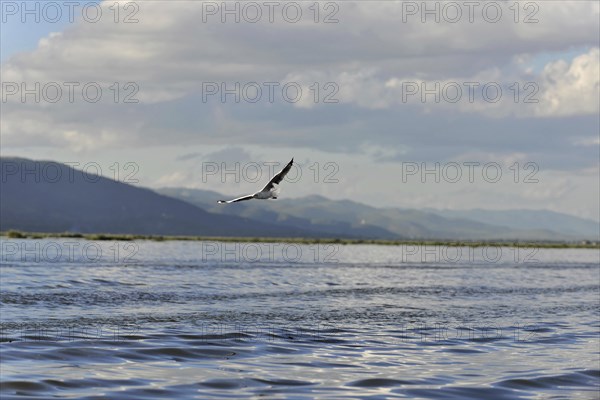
[[217, 194, 254, 204], [261, 158, 293, 192]]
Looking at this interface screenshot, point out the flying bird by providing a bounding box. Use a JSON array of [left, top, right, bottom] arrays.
[[217, 158, 294, 204]]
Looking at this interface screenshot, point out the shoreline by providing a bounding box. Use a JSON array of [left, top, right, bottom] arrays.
[[1, 230, 598, 249]]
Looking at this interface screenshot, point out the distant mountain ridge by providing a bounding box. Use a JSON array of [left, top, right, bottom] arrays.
[[1, 157, 597, 241], [0, 157, 323, 238], [424, 208, 599, 239], [158, 187, 599, 241]]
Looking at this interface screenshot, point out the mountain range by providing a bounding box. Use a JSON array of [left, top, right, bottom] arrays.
[[158, 188, 598, 241], [1, 157, 597, 241], [0, 158, 316, 238]]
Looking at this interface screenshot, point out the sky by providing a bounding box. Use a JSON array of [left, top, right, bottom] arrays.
[[1, 0, 599, 221]]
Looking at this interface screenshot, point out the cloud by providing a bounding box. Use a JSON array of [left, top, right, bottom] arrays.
[[201, 147, 254, 164], [573, 137, 600, 147], [176, 152, 202, 162], [534, 48, 600, 117], [3, 1, 598, 105], [1, 1, 599, 219], [153, 170, 193, 188]]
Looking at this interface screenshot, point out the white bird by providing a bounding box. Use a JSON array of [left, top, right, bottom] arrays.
[[217, 158, 294, 204]]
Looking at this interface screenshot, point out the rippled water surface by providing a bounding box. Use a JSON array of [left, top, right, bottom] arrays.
[[1, 239, 599, 399]]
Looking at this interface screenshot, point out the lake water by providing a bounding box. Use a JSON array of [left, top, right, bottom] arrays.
[[1, 239, 599, 399]]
